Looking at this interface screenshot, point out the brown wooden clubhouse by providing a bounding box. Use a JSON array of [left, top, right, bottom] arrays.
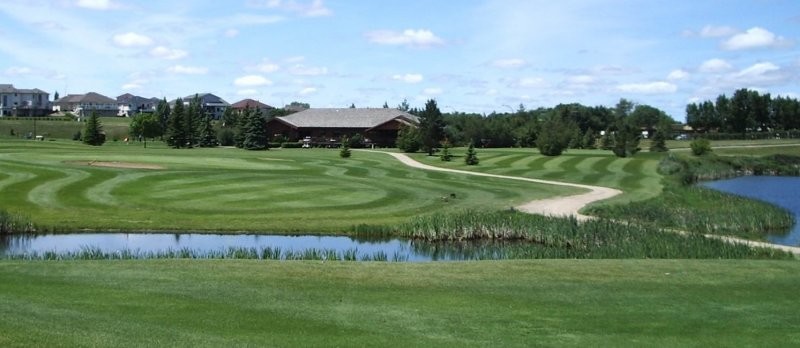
[[266, 108, 418, 147]]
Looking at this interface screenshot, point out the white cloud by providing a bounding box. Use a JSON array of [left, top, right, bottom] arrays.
[[122, 82, 142, 91], [234, 75, 273, 87], [509, 77, 548, 89], [150, 46, 187, 60], [423, 87, 442, 95], [616, 81, 677, 94], [224, 29, 239, 38], [76, 0, 118, 10], [566, 75, 595, 85], [166, 65, 208, 75], [722, 27, 789, 50], [5, 66, 33, 76], [727, 62, 789, 86], [366, 29, 444, 47], [491, 58, 527, 69], [252, 61, 280, 73], [699, 58, 733, 73], [303, 0, 332, 17], [299, 87, 317, 95], [289, 64, 328, 76], [667, 69, 689, 81], [112, 32, 153, 47], [700, 25, 738, 38], [392, 73, 424, 84]]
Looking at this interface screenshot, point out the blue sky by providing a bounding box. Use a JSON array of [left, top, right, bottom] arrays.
[[1, 0, 798, 120]]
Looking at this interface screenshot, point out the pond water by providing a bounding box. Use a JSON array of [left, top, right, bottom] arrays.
[[703, 176, 800, 246], [0, 233, 519, 262]]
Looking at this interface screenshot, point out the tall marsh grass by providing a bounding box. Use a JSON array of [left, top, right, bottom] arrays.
[[0, 209, 35, 234]]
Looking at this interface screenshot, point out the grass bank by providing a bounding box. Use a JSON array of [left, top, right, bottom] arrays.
[[1, 259, 799, 347]]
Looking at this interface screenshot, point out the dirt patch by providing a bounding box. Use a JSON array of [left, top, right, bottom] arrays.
[[68, 161, 165, 170]]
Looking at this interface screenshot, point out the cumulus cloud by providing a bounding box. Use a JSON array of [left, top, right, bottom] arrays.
[[166, 65, 208, 75], [726, 62, 790, 86], [699, 58, 733, 73], [722, 27, 789, 50], [667, 69, 690, 81], [616, 81, 677, 94], [423, 87, 442, 95], [121, 82, 142, 91], [366, 29, 444, 47], [392, 73, 423, 84], [76, 0, 118, 10], [234, 75, 273, 87], [150, 46, 187, 60], [491, 58, 527, 69], [112, 32, 153, 47]]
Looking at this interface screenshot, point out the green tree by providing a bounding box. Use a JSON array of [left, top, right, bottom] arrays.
[[396, 125, 421, 152], [581, 128, 596, 149], [221, 107, 238, 128], [184, 94, 203, 148], [418, 99, 445, 155], [154, 98, 170, 138], [600, 129, 614, 150], [82, 111, 105, 146], [612, 119, 641, 158], [397, 98, 410, 112], [198, 111, 218, 148], [339, 137, 351, 158], [241, 108, 268, 150], [464, 142, 479, 165], [165, 98, 186, 148], [440, 139, 453, 161], [536, 116, 572, 156], [53, 91, 59, 101], [382, 101, 389, 108], [129, 113, 161, 148], [649, 120, 671, 152]]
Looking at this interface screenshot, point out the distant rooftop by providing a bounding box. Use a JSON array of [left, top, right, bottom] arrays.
[[275, 108, 418, 128]]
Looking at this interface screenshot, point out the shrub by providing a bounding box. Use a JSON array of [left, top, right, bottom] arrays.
[[72, 130, 82, 141], [218, 128, 235, 146], [464, 143, 479, 165], [440, 140, 453, 161], [396, 125, 421, 153], [280, 142, 303, 148], [339, 137, 352, 158], [690, 138, 712, 156]]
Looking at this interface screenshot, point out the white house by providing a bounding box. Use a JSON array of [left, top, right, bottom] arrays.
[[0, 84, 50, 116]]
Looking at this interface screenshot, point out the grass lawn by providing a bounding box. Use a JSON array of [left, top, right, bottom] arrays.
[[0, 259, 798, 347], [0, 139, 579, 232], [0, 117, 132, 141]]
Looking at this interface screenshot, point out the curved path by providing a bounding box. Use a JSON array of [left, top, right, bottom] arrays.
[[366, 150, 800, 256], [365, 151, 621, 221]]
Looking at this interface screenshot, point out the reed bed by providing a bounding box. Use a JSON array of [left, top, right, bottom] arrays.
[[0, 209, 35, 234], [396, 210, 792, 259], [3, 246, 408, 262]]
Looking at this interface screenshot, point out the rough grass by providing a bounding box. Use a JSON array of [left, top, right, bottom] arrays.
[[0, 140, 578, 232], [0, 259, 799, 347]]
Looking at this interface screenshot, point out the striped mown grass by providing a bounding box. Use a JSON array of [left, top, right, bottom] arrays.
[[0, 139, 577, 232]]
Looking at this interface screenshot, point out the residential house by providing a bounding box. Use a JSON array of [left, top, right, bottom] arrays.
[[53, 92, 117, 117], [0, 84, 50, 116], [172, 93, 229, 119], [231, 98, 274, 116], [265, 108, 418, 147], [117, 93, 160, 117]]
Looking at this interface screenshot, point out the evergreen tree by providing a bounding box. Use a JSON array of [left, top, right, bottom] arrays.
[[198, 111, 218, 147], [53, 91, 59, 101], [396, 125, 421, 152], [382, 101, 389, 108], [464, 142, 479, 165], [397, 98, 410, 112], [154, 98, 171, 138], [234, 107, 251, 148], [82, 111, 105, 146], [649, 120, 671, 152], [221, 107, 238, 128], [536, 116, 571, 156], [166, 98, 186, 148], [600, 129, 614, 150], [418, 99, 445, 155], [339, 136, 352, 158], [612, 119, 641, 158], [184, 95, 202, 148], [581, 128, 596, 149], [241, 108, 268, 150], [440, 139, 453, 161]]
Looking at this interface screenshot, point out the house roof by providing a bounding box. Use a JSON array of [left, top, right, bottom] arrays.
[[273, 108, 418, 129], [231, 98, 274, 109], [182, 93, 229, 106], [56, 92, 115, 104], [0, 84, 48, 95]]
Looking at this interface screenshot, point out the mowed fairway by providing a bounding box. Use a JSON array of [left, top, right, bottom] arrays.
[[0, 140, 580, 232], [410, 148, 665, 204], [0, 260, 799, 347]]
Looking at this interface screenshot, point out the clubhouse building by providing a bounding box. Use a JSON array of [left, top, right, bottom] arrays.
[[266, 108, 418, 147]]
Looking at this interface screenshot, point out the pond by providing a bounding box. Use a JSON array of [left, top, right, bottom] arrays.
[[0, 233, 524, 262], [703, 176, 800, 246]]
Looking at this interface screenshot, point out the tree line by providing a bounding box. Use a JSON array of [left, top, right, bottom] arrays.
[[686, 88, 800, 134]]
